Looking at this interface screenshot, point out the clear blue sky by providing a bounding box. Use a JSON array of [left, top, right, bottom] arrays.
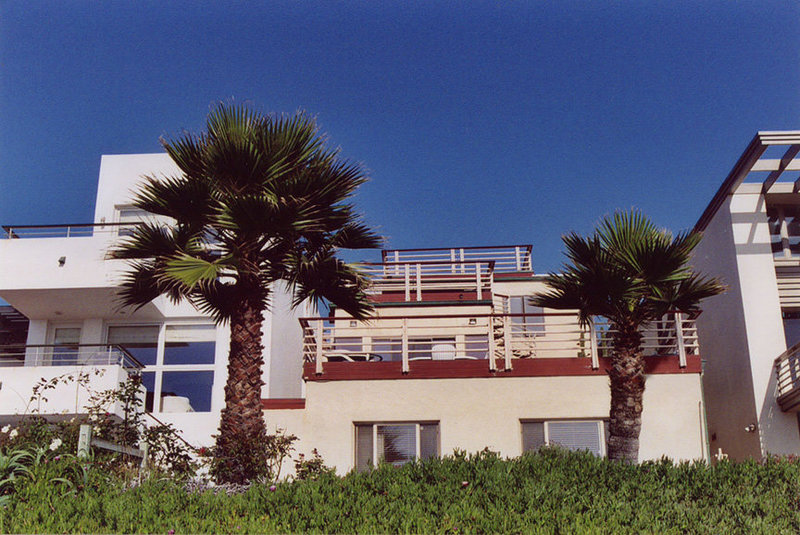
[[1, 1, 798, 272]]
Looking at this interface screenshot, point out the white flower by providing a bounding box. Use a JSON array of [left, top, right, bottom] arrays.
[[1, 425, 9, 434], [49, 438, 63, 451], [8, 429, 18, 439]]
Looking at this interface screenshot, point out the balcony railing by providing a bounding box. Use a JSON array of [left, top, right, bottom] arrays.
[[775, 342, 800, 411], [361, 260, 495, 302], [382, 245, 533, 273], [2, 222, 142, 239], [300, 312, 697, 375], [0, 344, 144, 369]]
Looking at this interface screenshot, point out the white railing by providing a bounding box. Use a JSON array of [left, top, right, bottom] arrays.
[[0, 344, 143, 369], [775, 342, 800, 410], [300, 312, 698, 375], [382, 245, 533, 273], [361, 261, 494, 301], [2, 223, 142, 239]]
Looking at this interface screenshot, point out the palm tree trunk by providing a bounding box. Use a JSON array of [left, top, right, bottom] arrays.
[[607, 321, 645, 462], [213, 297, 269, 484]]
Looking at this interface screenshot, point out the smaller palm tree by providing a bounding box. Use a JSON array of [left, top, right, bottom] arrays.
[[532, 210, 724, 462]]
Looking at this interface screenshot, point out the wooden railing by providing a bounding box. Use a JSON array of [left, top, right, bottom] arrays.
[[300, 312, 698, 375], [382, 245, 533, 273]]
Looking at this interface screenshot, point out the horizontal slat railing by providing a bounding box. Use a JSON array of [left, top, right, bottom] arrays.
[[382, 245, 533, 273], [775, 341, 800, 410], [360, 260, 495, 301], [300, 312, 697, 375], [0, 344, 144, 369]]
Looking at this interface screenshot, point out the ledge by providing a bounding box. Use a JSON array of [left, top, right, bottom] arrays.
[[261, 398, 306, 410], [303, 355, 701, 381]]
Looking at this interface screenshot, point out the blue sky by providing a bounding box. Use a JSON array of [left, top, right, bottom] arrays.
[[1, 1, 798, 272]]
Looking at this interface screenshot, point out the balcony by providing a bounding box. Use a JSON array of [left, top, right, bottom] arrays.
[[0, 344, 143, 417], [382, 245, 533, 273], [300, 312, 699, 380], [775, 342, 800, 411], [362, 260, 495, 304], [0, 222, 165, 319]]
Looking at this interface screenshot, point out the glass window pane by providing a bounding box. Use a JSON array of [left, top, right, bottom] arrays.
[[373, 338, 401, 362], [334, 337, 362, 352], [547, 421, 602, 456], [140, 371, 156, 413], [465, 334, 488, 359], [377, 424, 416, 466], [419, 423, 439, 460], [107, 326, 159, 366], [355, 424, 373, 471], [521, 422, 545, 452], [52, 328, 80, 365], [160, 371, 214, 412], [163, 325, 216, 365]]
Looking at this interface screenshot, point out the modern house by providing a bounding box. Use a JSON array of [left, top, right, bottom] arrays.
[[0, 152, 710, 472], [0, 154, 312, 445], [692, 131, 800, 460], [262, 245, 710, 471]]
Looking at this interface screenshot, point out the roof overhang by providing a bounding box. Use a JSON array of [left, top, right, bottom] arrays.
[[695, 131, 800, 232]]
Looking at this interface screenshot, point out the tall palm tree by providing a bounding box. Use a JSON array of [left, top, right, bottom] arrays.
[[110, 103, 381, 483], [532, 210, 723, 462]]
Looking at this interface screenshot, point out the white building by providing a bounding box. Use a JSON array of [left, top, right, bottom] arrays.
[[692, 131, 800, 460], [0, 154, 311, 446], [0, 153, 711, 472], [262, 245, 710, 471]]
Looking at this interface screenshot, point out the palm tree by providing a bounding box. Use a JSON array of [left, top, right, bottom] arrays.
[[110, 103, 381, 483], [531, 210, 723, 462]]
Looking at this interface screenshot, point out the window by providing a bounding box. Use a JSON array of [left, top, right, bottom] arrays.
[[106, 324, 216, 413], [509, 297, 544, 333], [51, 327, 81, 365], [355, 422, 439, 471], [521, 420, 605, 456], [116, 206, 150, 236]]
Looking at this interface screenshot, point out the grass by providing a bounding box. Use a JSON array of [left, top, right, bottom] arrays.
[[2, 447, 800, 534]]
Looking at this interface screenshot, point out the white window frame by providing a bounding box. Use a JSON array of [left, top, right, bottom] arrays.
[[105, 321, 218, 414], [521, 419, 606, 457], [355, 421, 440, 468]]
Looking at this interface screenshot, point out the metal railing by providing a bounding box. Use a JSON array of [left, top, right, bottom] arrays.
[[361, 260, 495, 301], [300, 312, 698, 374], [0, 344, 144, 369], [382, 245, 533, 273], [775, 342, 800, 410], [2, 222, 143, 239]]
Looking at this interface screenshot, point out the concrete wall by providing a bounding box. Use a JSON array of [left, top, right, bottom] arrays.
[[264, 372, 708, 475], [693, 186, 800, 458]]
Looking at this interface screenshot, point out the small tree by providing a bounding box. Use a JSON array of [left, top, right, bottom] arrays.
[[532, 210, 723, 462], [111, 103, 381, 482]]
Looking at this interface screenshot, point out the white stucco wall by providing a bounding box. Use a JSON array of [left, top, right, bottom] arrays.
[[693, 186, 800, 458], [264, 372, 708, 475]]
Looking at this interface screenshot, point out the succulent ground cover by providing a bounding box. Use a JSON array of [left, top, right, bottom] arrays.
[[2, 447, 800, 534]]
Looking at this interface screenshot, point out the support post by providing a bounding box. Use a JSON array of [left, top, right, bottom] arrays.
[[475, 262, 482, 300], [675, 313, 687, 368], [315, 319, 324, 375], [487, 318, 497, 371], [415, 264, 422, 301], [514, 246, 522, 271], [401, 318, 409, 373], [404, 264, 411, 302], [589, 318, 599, 370], [503, 316, 513, 370], [77, 424, 92, 459]]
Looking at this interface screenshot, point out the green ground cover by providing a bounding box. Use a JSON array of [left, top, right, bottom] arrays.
[[2, 447, 800, 534]]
